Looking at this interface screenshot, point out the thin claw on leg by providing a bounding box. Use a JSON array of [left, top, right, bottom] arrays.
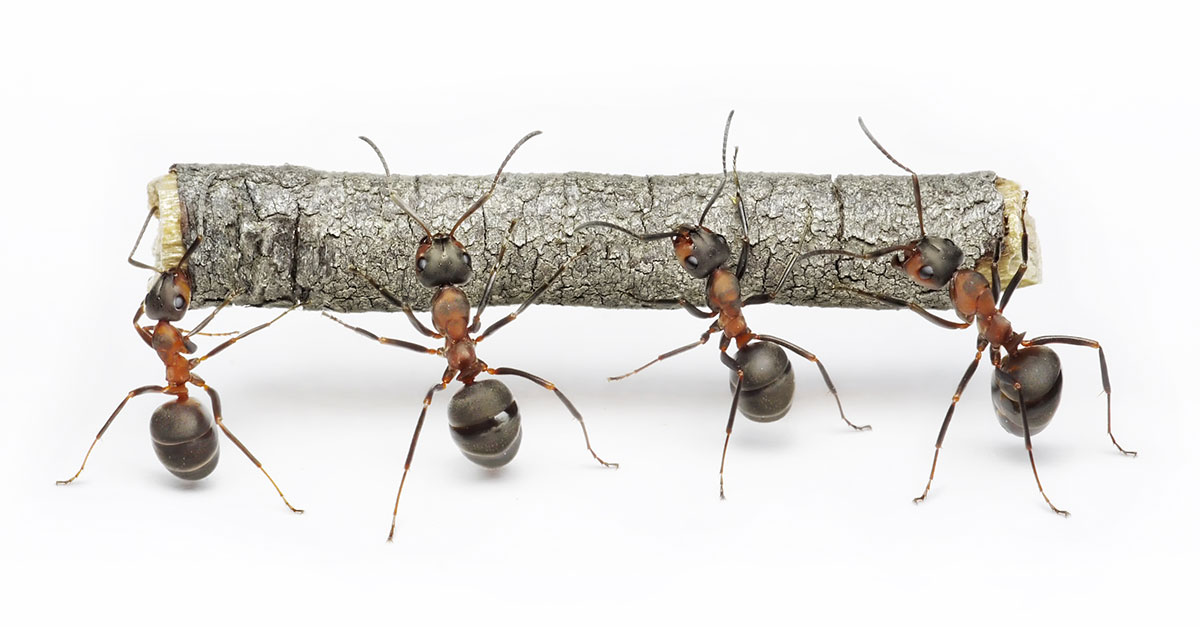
[[913, 449, 941, 505]]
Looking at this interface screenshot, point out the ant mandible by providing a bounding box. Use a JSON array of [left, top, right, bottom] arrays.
[[58, 207, 302, 512], [800, 117, 1136, 516], [325, 131, 618, 541], [577, 111, 868, 499]]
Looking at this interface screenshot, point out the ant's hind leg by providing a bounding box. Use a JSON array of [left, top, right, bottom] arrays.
[[58, 385, 165, 485], [193, 377, 302, 514], [489, 366, 618, 469]]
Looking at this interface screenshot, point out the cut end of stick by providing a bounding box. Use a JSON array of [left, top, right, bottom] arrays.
[[989, 177, 1042, 289], [147, 172, 183, 272]]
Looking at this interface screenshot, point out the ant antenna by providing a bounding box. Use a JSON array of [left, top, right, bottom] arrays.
[[174, 235, 203, 270], [858, 117, 925, 237], [360, 136, 434, 239], [697, 110, 734, 227], [128, 206, 160, 271], [731, 146, 750, 238], [450, 130, 542, 237]]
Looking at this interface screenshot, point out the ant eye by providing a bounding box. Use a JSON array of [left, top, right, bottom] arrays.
[[173, 295, 185, 310], [919, 265, 935, 280], [685, 255, 699, 268], [717, 235, 727, 245], [417, 257, 428, 271], [462, 253, 471, 266]]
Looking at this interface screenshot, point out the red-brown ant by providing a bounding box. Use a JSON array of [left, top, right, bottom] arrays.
[[325, 131, 617, 541], [800, 117, 1136, 515], [58, 209, 302, 512], [577, 111, 868, 499]]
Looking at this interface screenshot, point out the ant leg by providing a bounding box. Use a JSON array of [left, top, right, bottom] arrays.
[[58, 385, 165, 485], [914, 337, 987, 503], [1010, 377, 1070, 516], [322, 313, 439, 355], [743, 252, 801, 306], [998, 198, 1029, 312], [753, 334, 870, 431], [1023, 335, 1134, 456], [489, 367, 618, 469], [471, 219, 519, 333], [389, 372, 453, 542], [186, 295, 235, 337], [840, 286, 971, 330], [353, 269, 442, 339], [609, 322, 719, 381], [720, 367, 745, 499], [193, 376, 302, 513], [640, 298, 717, 319], [475, 245, 589, 343], [132, 304, 152, 347], [189, 303, 301, 366]]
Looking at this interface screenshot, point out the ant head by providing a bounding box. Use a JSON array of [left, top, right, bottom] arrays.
[[893, 236, 963, 289], [672, 226, 731, 279], [415, 233, 473, 287], [359, 131, 540, 289], [858, 117, 965, 290], [144, 237, 201, 321]]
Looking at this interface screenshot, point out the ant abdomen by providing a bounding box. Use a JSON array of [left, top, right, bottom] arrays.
[[150, 398, 220, 480], [991, 346, 1063, 437], [729, 342, 796, 422], [448, 379, 523, 468]]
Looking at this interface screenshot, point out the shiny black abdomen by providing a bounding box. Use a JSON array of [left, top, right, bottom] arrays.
[[448, 379, 522, 468], [991, 346, 1063, 437], [150, 398, 219, 480], [729, 342, 795, 423]]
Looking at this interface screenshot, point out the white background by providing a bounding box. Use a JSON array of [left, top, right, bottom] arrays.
[[2, 1, 1196, 624]]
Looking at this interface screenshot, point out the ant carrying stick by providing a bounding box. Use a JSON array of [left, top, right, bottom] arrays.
[[58, 211, 302, 512], [578, 111, 868, 499], [326, 131, 617, 542], [799, 118, 1135, 516]]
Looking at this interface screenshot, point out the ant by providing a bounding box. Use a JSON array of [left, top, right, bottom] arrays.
[[325, 131, 617, 541], [577, 111, 868, 499], [58, 207, 302, 512], [799, 117, 1135, 516]]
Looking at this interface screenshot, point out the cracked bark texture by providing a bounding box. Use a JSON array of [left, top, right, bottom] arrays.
[[168, 164, 1009, 312]]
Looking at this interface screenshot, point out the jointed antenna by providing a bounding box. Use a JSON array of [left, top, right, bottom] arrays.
[[360, 135, 434, 239], [127, 206, 160, 271], [697, 110, 734, 227], [858, 117, 926, 237], [451, 130, 542, 236]]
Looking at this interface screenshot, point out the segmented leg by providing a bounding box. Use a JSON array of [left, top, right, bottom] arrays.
[[639, 297, 717, 319], [57, 385, 165, 485], [1023, 335, 1134, 456], [997, 195, 1029, 312], [609, 322, 719, 381], [186, 295, 235, 337], [470, 219, 519, 333], [388, 371, 453, 542], [489, 367, 618, 469], [840, 287, 970, 330], [323, 313, 439, 355], [476, 245, 589, 343], [354, 269, 442, 338], [195, 376, 302, 513], [913, 337, 987, 504], [720, 366, 744, 500], [1014, 380, 1070, 516], [753, 334, 869, 431], [191, 303, 300, 366]]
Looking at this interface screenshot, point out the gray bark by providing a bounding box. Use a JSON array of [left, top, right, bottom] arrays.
[[170, 164, 1006, 312]]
